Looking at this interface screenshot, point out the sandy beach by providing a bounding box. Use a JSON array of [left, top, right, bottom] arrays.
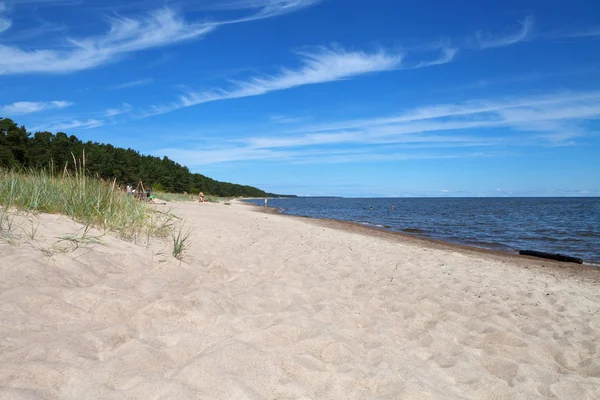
[[1, 200, 599, 399]]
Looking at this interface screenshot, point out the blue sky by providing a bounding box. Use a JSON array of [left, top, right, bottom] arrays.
[[1, 0, 599, 197]]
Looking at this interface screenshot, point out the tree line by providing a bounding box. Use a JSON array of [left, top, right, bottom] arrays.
[[0, 117, 289, 197]]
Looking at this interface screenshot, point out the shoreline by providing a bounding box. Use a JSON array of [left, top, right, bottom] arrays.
[[242, 201, 600, 280]]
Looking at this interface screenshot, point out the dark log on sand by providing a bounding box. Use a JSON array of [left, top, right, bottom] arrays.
[[519, 250, 583, 264]]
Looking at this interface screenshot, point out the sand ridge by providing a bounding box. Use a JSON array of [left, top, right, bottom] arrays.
[[1, 201, 599, 399]]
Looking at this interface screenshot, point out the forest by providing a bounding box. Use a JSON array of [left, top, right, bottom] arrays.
[[0, 117, 288, 197]]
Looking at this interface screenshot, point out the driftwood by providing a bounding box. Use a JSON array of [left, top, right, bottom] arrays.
[[519, 250, 583, 264]]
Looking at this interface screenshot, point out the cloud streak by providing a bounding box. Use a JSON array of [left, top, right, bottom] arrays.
[[1, 100, 72, 115], [550, 27, 600, 40], [144, 45, 454, 116], [155, 91, 600, 165], [43, 119, 104, 131], [0, 8, 215, 74], [0, 2, 11, 33], [0, 1, 324, 75], [476, 16, 533, 48], [208, 0, 322, 17], [109, 78, 154, 90], [104, 103, 131, 117]]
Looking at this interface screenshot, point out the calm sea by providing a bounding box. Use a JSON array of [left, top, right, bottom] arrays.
[[245, 197, 600, 265]]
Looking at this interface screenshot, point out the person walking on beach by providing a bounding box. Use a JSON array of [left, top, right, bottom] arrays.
[[264, 198, 268, 207]]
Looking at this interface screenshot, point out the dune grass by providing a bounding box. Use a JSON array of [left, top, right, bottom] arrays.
[[172, 224, 192, 260], [155, 192, 198, 202], [0, 167, 172, 241], [154, 191, 225, 203]]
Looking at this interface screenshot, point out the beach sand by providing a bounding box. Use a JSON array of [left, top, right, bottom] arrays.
[[1, 201, 599, 399]]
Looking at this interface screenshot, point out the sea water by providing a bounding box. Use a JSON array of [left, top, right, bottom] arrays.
[[245, 197, 600, 265]]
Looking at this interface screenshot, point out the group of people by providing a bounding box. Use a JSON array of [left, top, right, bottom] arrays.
[[122, 183, 209, 204], [125, 184, 155, 203]]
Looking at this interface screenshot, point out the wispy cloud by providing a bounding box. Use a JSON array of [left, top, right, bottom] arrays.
[[0, 8, 215, 74], [109, 78, 154, 90], [409, 47, 458, 68], [155, 91, 600, 165], [104, 103, 131, 117], [43, 119, 104, 131], [452, 66, 600, 90], [195, 0, 322, 18], [1, 100, 72, 115], [0, 2, 11, 33], [270, 114, 309, 124], [0, 1, 324, 75], [38, 44, 420, 130], [144, 45, 454, 116], [476, 15, 534, 49], [548, 26, 600, 40]]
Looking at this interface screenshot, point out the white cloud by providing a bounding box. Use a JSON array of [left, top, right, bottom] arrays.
[[553, 27, 600, 39], [409, 47, 458, 68], [302, 91, 600, 134], [0, 1, 323, 75], [158, 145, 493, 166], [270, 114, 308, 124], [109, 78, 154, 90], [144, 45, 455, 116], [45, 119, 104, 131], [1, 100, 72, 114], [155, 90, 600, 165], [0, 8, 215, 74], [197, 0, 322, 18], [476, 16, 533, 49], [231, 46, 402, 91], [104, 103, 131, 117], [0, 2, 11, 33]]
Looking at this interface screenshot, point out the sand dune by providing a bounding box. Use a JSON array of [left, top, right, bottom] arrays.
[[1, 201, 599, 399]]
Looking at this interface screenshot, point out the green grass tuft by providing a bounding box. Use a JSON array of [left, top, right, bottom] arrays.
[[172, 224, 192, 260]]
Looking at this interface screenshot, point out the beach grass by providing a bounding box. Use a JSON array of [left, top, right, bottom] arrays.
[[155, 192, 198, 202], [172, 224, 192, 260], [155, 191, 226, 203], [0, 167, 172, 241]]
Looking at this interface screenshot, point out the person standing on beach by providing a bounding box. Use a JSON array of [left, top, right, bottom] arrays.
[[126, 184, 132, 196], [264, 198, 268, 207], [146, 186, 151, 201], [199, 192, 205, 203]]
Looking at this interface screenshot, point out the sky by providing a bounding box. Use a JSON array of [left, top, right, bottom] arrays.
[[1, 0, 599, 197]]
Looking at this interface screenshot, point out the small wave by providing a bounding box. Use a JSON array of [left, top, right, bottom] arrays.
[[518, 236, 584, 243], [358, 221, 392, 229], [578, 231, 600, 238]]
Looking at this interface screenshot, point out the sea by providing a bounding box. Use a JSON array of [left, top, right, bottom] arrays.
[[245, 197, 600, 265]]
